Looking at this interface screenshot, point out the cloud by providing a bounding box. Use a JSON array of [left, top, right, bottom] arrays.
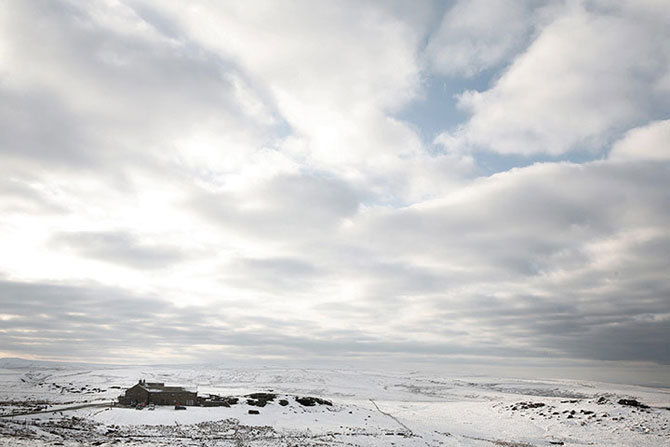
[[0, 86, 90, 168], [0, 278, 553, 363], [342, 159, 670, 363], [609, 120, 670, 161], [190, 172, 363, 241], [0, 162, 668, 369], [222, 255, 322, 295], [426, 0, 536, 77], [0, 279, 261, 362], [50, 231, 186, 270], [0, 177, 67, 215], [132, 0, 456, 200], [0, 278, 531, 364], [0, 0, 275, 176], [436, 0, 670, 156], [0, 0, 668, 383]]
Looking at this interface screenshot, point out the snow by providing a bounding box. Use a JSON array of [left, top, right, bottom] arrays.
[[0, 362, 668, 446]]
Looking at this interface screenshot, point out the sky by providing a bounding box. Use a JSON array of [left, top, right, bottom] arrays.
[[0, 0, 669, 385]]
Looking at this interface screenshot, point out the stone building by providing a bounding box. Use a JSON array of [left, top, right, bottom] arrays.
[[119, 379, 197, 406]]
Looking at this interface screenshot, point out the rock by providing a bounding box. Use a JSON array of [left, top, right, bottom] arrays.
[[618, 399, 649, 408], [246, 393, 276, 407], [296, 396, 333, 407], [247, 392, 276, 401], [513, 401, 545, 410], [246, 399, 266, 407], [248, 409, 259, 415], [278, 399, 289, 406], [204, 396, 238, 407]]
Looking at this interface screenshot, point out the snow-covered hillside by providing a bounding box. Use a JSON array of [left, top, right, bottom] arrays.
[[0, 362, 668, 446]]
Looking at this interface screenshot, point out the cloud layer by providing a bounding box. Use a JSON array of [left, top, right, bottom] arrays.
[[0, 0, 668, 384]]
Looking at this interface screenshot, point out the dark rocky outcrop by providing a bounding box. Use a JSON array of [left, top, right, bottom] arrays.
[[201, 396, 238, 407], [511, 402, 545, 411], [246, 393, 276, 407], [295, 396, 332, 407], [618, 399, 649, 408], [247, 393, 276, 401]]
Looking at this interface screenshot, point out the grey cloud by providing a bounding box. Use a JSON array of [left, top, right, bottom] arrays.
[[223, 256, 321, 293], [357, 261, 449, 298], [1, 228, 668, 365], [0, 0, 274, 173], [0, 177, 67, 215], [563, 319, 670, 364], [50, 231, 186, 270], [26, 158, 664, 367], [191, 173, 363, 240], [356, 161, 669, 279], [0, 86, 91, 168], [422, 231, 670, 363], [183, 159, 670, 367], [322, 160, 670, 364], [239, 257, 318, 277], [0, 278, 560, 363], [0, 280, 213, 360]]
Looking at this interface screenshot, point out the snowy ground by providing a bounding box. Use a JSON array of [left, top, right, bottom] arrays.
[[0, 361, 668, 446]]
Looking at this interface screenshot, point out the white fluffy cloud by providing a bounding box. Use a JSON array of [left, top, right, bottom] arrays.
[[132, 3, 421, 141], [426, 0, 535, 77], [437, 0, 670, 156], [609, 120, 670, 161], [130, 0, 467, 200], [0, 0, 278, 181]]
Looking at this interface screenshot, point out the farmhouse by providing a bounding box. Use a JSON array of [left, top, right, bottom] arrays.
[[119, 379, 197, 406]]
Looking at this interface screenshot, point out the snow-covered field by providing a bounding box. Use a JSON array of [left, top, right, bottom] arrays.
[[0, 361, 668, 446]]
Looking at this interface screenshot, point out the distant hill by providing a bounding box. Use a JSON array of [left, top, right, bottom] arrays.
[[0, 357, 117, 369]]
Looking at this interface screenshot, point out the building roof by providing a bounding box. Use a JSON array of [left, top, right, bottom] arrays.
[[133, 380, 196, 393]]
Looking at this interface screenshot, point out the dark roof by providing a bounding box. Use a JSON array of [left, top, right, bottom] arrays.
[[134, 380, 196, 393]]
